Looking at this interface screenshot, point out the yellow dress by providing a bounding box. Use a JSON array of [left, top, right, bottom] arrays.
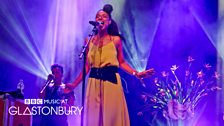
[[84, 39, 130, 126]]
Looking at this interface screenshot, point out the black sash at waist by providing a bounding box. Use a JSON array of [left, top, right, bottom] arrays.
[[89, 66, 118, 84]]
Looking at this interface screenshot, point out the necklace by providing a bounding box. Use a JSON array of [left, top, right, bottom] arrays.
[[93, 35, 110, 47]]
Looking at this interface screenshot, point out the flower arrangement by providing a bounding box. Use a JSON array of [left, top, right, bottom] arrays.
[[138, 56, 222, 122]]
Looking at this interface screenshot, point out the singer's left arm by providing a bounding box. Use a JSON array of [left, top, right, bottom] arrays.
[[115, 36, 154, 78], [115, 36, 137, 75]]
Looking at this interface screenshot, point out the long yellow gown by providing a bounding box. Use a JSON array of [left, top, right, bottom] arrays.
[[84, 40, 130, 126]]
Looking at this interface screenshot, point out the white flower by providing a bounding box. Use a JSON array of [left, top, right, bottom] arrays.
[[171, 65, 179, 72], [204, 63, 212, 69], [161, 71, 169, 77], [197, 71, 204, 78], [188, 56, 195, 62], [213, 72, 221, 79]]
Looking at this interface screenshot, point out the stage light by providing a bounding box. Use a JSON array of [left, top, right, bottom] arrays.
[[0, 0, 101, 80], [0, 0, 49, 79]]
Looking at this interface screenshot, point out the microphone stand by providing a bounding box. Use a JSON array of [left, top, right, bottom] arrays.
[[40, 79, 53, 94], [79, 26, 98, 126]]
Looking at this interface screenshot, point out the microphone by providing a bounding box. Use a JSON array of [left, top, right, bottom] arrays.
[[89, 21, 104, 26], [47, 74, 55, 81], [40, 74, 55, 94], [46, 74, 55, 84]]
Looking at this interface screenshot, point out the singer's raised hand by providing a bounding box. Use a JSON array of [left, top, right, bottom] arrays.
[[136, 68, 155, 78]]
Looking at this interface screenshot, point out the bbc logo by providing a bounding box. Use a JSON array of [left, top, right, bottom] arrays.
[[24, 99, 43, 105]]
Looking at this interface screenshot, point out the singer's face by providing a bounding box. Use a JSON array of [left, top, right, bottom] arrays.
[[52, 67, 62, 82], [95, 10, 111, 31]]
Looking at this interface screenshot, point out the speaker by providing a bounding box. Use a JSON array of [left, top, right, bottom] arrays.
[[0, 97, 32, 126]]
